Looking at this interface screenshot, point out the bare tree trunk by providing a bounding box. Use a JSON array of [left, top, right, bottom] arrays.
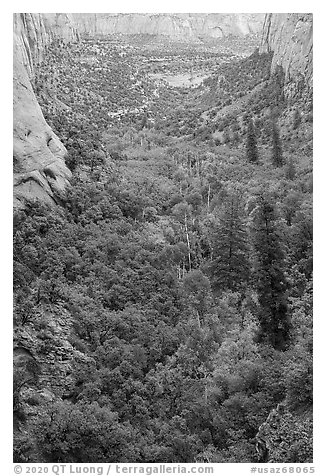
[[204, 371, 208, 405], [184, 213, 191, 270], [207, 183, 211, 212], [199, 156, 203, 183], [196, 310, 201, 329]]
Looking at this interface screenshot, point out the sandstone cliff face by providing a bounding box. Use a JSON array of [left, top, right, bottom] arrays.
[[71, 13, 264, 40], [13, 13, 78, 77], [260, 13, 313, 89], [13, 14, 76, 208], [13, 13, 50, 78]]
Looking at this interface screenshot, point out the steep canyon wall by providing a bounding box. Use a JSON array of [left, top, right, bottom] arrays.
[[260, 13, 313, 95], [71, 13, 265, 40], [13, 14, 76, 208]]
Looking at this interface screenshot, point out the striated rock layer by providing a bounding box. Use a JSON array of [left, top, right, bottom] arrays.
[[13, 14, 76, 208], [13, 13, 79, 77], [260, 13, 312, 93], [71, 13, 265, 40]]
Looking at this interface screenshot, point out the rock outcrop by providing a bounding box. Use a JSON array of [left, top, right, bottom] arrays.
[[13, 13, 78, 76], [71, 13, 264, 41], [260, 13, 313, 91], [13, 14, 76, 207], [256, 403, 313, 463]]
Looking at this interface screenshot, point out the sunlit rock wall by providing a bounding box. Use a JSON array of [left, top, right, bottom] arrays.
[[71, 13, 265, 40], [260, 13, 313, 93], [13, 13, 76, 208]]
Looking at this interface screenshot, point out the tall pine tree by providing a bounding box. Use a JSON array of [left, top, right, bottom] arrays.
[[246, 118, 259, 164], [251, 193, 290, 349], [271, 121, 284, 167], [208, 190, 250, 293]]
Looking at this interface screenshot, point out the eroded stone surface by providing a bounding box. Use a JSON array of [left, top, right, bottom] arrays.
[[260, 13, 313, 88], [71, 13, 265, 40], [13, 14, 75, 208]]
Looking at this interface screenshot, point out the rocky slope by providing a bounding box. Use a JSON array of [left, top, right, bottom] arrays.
[[71, 13, 265, 40], [260, 13, 313, 93], [13, 14, 76, 208]]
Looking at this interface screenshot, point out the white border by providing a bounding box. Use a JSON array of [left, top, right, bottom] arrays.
[[3, 2, 324, 473]]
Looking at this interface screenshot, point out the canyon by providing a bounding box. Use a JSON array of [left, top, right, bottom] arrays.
[[13, 12, 313, 465], [13, 13, 313, 206]]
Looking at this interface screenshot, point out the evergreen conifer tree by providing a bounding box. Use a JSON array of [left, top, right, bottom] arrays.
[[285, 158, 296, 181], [271, 122, 284, 167], [246, 118, 259, 163], [252, 194, 290, 349], [209, 191, 250, 293]]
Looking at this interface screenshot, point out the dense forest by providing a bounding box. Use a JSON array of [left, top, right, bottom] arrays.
[[13, 34, 313, 463]]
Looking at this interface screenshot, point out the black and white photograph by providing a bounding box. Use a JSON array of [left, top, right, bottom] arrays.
[[12, 5, 314, 468]]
